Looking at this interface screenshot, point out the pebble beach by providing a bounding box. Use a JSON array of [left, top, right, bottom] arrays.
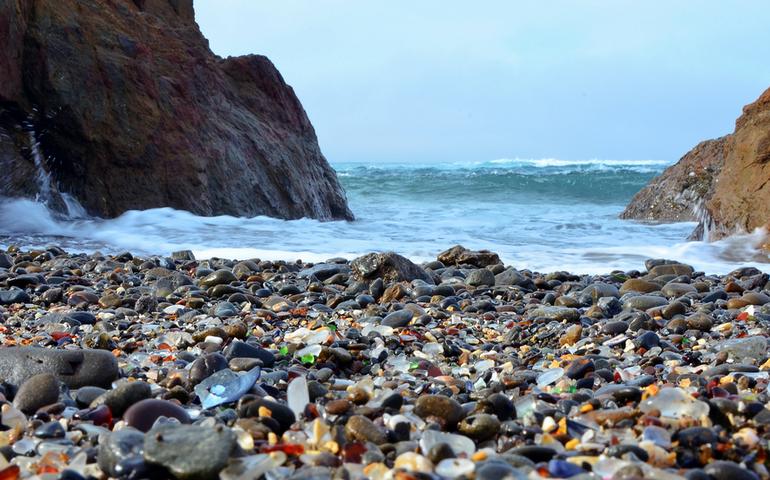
[[0, 244, 768, 480]]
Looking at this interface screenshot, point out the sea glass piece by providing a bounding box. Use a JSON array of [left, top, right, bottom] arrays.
[[536, 368, 564, 388], [420, 430, 475, 457], [639, 387, 709, 419], [287, 376, 310, 418], [195, 366, 261, 409]]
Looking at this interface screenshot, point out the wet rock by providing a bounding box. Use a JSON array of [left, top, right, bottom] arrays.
[[98, 428, 146, 477], [345, 415, 388, 445], [0, 288, 30, 305], [382, 310, 413, 328], [143, 424, 236, 480], [124, 399, 192, 432], [93, 381, 152, 417], [466, 268, 496, 287], [414, 395, 465, 429], [13, 373, 59, 414], [0, 347, 118, 388], [457, 413, 500, 441], [351, 252, 433, 284], [703, 461, 760, 480]]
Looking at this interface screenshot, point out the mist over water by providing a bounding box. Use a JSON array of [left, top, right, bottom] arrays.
[[1, 158, 768, 274]]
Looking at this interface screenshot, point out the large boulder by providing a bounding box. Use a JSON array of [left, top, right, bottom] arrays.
[[0, 0, 352, 221], [622, 86, 770, 241], [351, 252, 434, 284]]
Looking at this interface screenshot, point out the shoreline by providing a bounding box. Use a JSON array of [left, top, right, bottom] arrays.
[[0, 244, 768, 478]]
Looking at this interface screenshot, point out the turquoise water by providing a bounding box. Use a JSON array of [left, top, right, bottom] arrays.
[[0, 159, 767, 274]]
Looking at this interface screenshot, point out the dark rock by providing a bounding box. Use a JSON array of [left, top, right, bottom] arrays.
[[438, 245, 501, 268], [413, 394, 464, 429], [350, 252, 433, 284], [0, 0, 352, 221], [704, 461, 760, 480], [0, 288, 30, 305], [13, 373, 59, 413], [124, 399, 192, 432], [143, 424, 236, 480], [93, 381, 152, 417], [0, 347, 118, 388], [189, 353, 229, 385], [345, 415, 388, 445], [466, 268, 496, 287], [98, 428, 146, 478], [75, 386, 106, 408], [458, 413, 501, 441], [381, 310, 413, 328], [34, 421, 65, 439], [223, 341, 275, 368]]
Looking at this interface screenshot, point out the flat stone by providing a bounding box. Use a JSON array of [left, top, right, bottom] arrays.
[[144, 424, 236, 480], [124, 399, 191, 432]]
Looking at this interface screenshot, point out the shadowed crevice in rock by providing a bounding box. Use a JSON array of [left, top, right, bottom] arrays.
[[0, 0, 353, 221]]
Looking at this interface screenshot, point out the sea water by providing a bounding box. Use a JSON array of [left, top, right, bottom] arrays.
[[0, 158, 767, 274]]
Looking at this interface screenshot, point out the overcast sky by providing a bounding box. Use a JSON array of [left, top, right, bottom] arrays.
[[195, 1, 770, 163]]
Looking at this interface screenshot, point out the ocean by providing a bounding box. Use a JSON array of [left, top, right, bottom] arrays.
[[1, 158, 767, 274]]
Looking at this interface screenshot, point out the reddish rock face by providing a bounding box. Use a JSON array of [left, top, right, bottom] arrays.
[[622, 86, 770, 241], [0, 0, 353, 221]]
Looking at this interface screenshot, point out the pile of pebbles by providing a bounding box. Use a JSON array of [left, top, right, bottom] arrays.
[[0, 244, 768, 479]]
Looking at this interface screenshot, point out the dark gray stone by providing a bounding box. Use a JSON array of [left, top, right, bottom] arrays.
[[0, 347, 119, 388], [144, 424, 236, 480]]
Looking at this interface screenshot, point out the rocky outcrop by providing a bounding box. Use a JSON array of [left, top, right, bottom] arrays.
[[0, 0, 353, 220], [620, 138, 726, 224], [622, 87, 770, 240]]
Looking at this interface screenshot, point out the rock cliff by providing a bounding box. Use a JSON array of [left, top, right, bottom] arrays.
[[0, 0, 353, 220], [622, 87, 770, 240]]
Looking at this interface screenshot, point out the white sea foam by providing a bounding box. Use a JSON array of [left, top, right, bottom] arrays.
[[0, 159, 767, 274]]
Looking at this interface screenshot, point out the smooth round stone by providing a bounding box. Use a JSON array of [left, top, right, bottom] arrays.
[[413, 395, 465, 429], [212, 302, 239, 317], [13, 373, 59, 414], [382, 310, 413, 328], [686, 313, 713, 331], [457, 413, 500, 441], [475, 460, 527, 480], [0, 288, 30, 305], [199, 269, 237, 288], [601, 320, 628, 335], [619, 279, 659, 294], [98, 428, 146, 477], [742, 292, 770, 305], [325, 399, 352, 415], [124, 399, 191, 432], [554, 296, 580, 308], [93, 381, 152, 417], [565, 358, 595, 379], [189, 353, 229, 384], [623, 295, 668, 310], [34, 421, 65, 439], [508, 446, 557, 463], [345, 415, 388, 445], [75, 386, 107, 408], [635, 331, 660, 349], [661, 282, 697, 298], [477, 393, 515, 420], [662, 301, 687, 319], [676, 426, 717, 447], [466, 269, 495, 287], [704, 461, 760, 480], [223, 341, 275, 368], [241, 398, 295, 433], [143, 424, 236, 480]]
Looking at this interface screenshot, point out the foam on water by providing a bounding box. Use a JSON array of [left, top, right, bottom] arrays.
[[1, 159, 768, 274]]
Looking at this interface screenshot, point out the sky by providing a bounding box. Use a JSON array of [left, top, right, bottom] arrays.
[[195, 1, 770, 164]]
